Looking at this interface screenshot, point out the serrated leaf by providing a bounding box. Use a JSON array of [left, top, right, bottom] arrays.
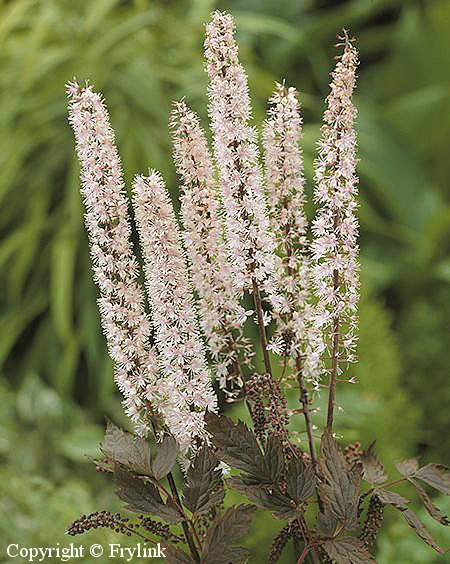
[[201, 505, 256, 564], [285, 456, 315, 504], [395, 458, 419, 478], [183, 445, 224, 516], [101, 420, 152, 476], [415, 464, 450, 495], [165, 545, 195, 564], [264, 436, 285, 484], [115, 465, 183, 523], [376, 486, 446, 554], [316, 511, 340, 538], [409, 478, 450, 525], [205, 413, 270, 482], [318, 431, 362, 530], [322, 537, 375, 563], [151, 434, 179, 480], [376, 488, 409, 509], [229, 476, 298, 519], [402, 508, 445, 554], [361, 442, 387, 484]]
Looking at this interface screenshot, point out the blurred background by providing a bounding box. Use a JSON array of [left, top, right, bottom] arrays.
[[0, 0, 449, 561]]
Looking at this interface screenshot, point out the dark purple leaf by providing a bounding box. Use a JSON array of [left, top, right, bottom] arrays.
[[205, 413, 270, 482], [115, 465, 182, 523], [183, 445, 224, 516], [409, 479, 450, 525], [201, 505, 256, 564], [318, 430, 362, 530], [151, 434, 179, 480], [165, 545, 195, 564], [415, 464, 450, 496], [101, 420, 152, 476], [402, 509, 445, 554], [361, 442, 387, 484], [322, 537, 375, 563], [285, 456, 315, 504], [228, 476, 299, 520], [265, 436, 285, 484], [395, 458, 419, 478], [375, 488, 409, 509], [316, 511, 340, 537]]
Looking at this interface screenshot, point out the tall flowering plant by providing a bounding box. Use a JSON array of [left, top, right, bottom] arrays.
[[66, 12, 449, 563]]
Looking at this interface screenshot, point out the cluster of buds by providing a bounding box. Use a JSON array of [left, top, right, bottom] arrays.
[[344, 441, 362, 465], [67, 511, 132, 536], [139, 517, 183, 543], [268, 523, 293, 564], [246, 372, 289, 448], [360, 495, 384, 548]]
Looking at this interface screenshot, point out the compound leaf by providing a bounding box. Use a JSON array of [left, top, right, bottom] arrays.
[[318, 431, 362, 530], [415, 464, 450, 495]]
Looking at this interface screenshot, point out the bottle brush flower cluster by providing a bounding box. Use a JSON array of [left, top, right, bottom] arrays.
[[67, 12, 450, 563]]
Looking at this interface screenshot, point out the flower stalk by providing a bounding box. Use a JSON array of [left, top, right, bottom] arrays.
[[264, 83, 321, 465]]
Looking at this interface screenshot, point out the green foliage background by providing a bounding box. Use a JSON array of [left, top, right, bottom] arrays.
[[0, 0, 449, 561]]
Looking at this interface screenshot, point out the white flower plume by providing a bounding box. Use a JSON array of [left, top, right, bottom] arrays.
[[67, 81, 158, 431], [312, 34, 360, 368], [132, 171, 218, 452], [171, 101, 252, 396], [204, 11, 281, 305], [264, 83, 323, 380]]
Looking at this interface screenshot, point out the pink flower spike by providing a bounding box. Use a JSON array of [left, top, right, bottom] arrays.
[[312, 33, 360, 368], [171, 101, 251, 396], [67, 82, 158, 432], [204, 11, 280, 304], [263, 83, 323, 381], [132, 171, 218, 452]]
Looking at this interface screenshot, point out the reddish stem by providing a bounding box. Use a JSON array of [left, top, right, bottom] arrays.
[[297, 545, 311, 564], [252, 277, 273, 377]]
